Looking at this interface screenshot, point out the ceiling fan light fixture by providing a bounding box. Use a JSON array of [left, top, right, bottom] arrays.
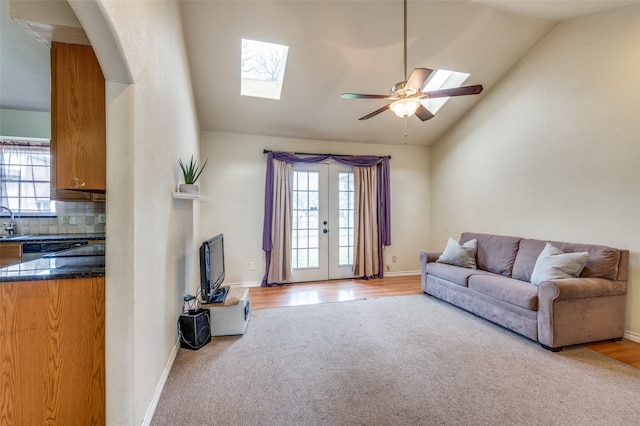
[[390, 98, 421, 118]]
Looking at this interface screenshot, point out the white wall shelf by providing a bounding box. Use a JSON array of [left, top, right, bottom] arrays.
[[172, 192, 208, 202]]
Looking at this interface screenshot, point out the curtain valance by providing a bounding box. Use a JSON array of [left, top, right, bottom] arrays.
[[0, 137, 50, 148], [267, 151, 388, 167]]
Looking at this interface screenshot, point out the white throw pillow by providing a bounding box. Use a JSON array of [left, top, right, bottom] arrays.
[[437, 238, 477, 269], [530, 242, 589, 286]]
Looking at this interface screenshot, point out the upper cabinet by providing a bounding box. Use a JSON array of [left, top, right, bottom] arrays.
[[50, 42, 106, 198]]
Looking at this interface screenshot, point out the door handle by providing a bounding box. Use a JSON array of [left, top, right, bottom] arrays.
[[323, 221, 328, 225]]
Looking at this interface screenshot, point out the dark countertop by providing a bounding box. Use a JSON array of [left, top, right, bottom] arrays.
[[0, 233, 105, 243], [0, 243, 105, 282], [44, 243, 105, 257]]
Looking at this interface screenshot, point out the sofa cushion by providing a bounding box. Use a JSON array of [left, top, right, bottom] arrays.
[[530, 243, 589, 286], [460, 232, 522, 277], [426, 262, 494, 287], [437, 237, 477, 268], [559, 242, 620, 280], [513, 238, 621, 282], [513, 239, 561, 282], [468, 274, 539, 311]]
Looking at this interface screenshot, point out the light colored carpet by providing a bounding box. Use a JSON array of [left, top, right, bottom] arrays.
[[151, 295, 640, 425]]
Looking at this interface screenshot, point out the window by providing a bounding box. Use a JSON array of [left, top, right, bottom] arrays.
[[241, 38, 289, 100], [422, 69, 470, 114], [337, 172, 354, 266], [292, 170, 320, 269], [0, 137, 55, 216]]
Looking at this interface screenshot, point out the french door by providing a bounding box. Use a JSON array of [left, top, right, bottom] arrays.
[[289, 162, 354, 282]]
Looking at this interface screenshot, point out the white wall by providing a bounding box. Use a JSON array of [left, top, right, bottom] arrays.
[[430, 6, 640, 339], [199, 132, 431, 286], [71, 0, 201, 424]]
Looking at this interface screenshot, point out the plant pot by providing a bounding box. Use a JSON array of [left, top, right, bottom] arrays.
[[179, 184, 200, 194]]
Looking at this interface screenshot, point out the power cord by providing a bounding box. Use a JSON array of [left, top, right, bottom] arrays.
[[183, 294, 200, 312]]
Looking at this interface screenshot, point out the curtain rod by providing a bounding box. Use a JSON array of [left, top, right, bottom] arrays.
[[263, 149, 390, 160]]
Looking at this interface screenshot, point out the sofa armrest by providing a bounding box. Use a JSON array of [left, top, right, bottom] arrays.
[[537, 277, 627, 349], [419, 251, 442, 268], [420, 251, 442, 293], [538, 278, 627, 301]]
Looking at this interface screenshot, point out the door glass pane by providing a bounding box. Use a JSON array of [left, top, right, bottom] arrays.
[[308, 248, 319, 267], [339, 247, 350, 265], [309, 191, 319, 210], [292, 170, 320, 269], [298, 191, 308, 210], [309, 210, 319, 229], [309, 230, 319, 247], [337, 172, 354, 266], [308, 172, 318, 191]]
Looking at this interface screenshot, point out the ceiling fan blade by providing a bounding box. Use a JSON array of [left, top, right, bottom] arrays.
[[341, 93, 392, 100], [358, 104, 391, 120], [422, 84, 484, 99], [415, 105, 434, 121], [405, 68, 432, 92]]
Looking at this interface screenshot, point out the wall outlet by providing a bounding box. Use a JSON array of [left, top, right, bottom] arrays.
[[97, 214, 106, 224], [69, 216, 77, 225], [61, 216, 69, 225], [250, 261, 256, 271], [392, 255, 397, 263]]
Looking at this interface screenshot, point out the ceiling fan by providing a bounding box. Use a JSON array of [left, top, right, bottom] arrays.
[[341, 0, 483, 121]]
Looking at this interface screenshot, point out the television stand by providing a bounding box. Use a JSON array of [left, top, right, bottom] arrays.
[[210, 285, 229, 304], [203, 287, 251, 336]]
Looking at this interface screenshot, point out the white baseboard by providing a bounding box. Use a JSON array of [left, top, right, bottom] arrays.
[[228, 271, 421, 288], [624, 330, 640, 343], [227, 281, 262, 288], [140, 341, 179, 426], [383, 270, 421, 277]]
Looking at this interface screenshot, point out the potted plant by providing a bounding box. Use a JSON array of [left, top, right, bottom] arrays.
[[178, 155, 208, 193]]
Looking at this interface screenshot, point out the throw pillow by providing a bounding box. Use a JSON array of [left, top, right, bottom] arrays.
[[437, 237, 477, 269], [530, 242, 589, 286]]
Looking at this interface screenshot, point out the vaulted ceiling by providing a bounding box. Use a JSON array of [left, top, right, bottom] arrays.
[[2, 0, 639, 146]]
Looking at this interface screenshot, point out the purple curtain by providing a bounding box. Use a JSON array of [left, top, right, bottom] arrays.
[[262, 151, 391, 286]]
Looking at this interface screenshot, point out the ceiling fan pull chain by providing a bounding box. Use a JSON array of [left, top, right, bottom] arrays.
[[403, 117, 408, 144]]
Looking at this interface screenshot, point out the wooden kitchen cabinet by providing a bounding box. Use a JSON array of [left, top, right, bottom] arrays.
[[0, 242, 22, 267], [51, 42, 106, 197], [0, 277, 105, 424]]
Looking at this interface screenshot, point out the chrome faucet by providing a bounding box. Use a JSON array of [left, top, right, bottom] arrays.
[[0, 206, 15, 235]]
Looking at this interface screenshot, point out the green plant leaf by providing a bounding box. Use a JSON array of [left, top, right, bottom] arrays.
[[178, 155, 207, 184]]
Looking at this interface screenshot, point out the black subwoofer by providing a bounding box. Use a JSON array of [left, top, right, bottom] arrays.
[[178, 309, 211, 350]]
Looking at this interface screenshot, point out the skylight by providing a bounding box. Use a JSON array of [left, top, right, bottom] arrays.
[[241, 39, 289, 100], [422, 69, 470, 114]]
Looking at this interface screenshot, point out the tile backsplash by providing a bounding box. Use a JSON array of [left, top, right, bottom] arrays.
[[12, 201, 106, 235]]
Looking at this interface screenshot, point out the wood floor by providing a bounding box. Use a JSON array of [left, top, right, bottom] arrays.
[[248, 275, 640, 368]]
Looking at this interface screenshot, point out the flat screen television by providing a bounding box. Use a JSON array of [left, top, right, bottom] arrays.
[[200, 233, 226, 304]]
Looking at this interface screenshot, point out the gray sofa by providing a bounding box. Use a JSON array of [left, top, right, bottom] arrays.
[[420, 232, 628, 351]]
